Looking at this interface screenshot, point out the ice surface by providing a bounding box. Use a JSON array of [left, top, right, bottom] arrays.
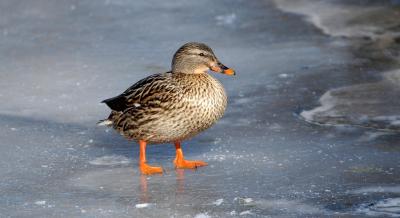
[[215, 13, 237, 26], [194, 213, 211, 218], [253, 199, 325, 215], [1, 0, 400, 217], [135, 203, 152, 209], [350, 186, 400, 194], [273, 0, 400, 39], [301, 70, 400, 131], [286, 0, 400, 132], [357, 198, 400, 217], [239, 210, 253, 216], [34, 200, 46, 206], [273, 0, 400, 62], [89, 155, 131, 166], [212, 199, 224, 206]]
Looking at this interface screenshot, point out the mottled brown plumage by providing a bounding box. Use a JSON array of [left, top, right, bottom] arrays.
[[99, 42, 235, 174]]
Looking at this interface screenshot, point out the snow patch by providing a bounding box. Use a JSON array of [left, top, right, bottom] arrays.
[[372, 116, 400, 127], [300, 91, 336, 123], [212, 198, 224, 206], [135, 203, 152, 208], [278, 73, 290, 78], [239, 210, 253, 215], [194, 213, 211, 218], [34, 200, 46, 206], [235, 197, 254, 205]]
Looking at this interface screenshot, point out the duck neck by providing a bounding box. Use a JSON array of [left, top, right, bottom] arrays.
[[172, 63, 209, 74]]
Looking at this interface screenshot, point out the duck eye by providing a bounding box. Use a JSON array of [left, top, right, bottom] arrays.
[[199, 53, 205, 56]]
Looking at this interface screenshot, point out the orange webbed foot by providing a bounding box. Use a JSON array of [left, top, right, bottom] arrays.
[[140, 163, 163, 175], [174, 159, 208, 169], [173, 141, 208, 169]]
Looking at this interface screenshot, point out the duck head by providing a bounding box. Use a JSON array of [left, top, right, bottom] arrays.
[[171, 42, 235, 76]]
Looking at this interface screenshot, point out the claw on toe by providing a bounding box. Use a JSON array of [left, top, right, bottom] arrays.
[[174, 159, 208, 169], [140, 163, 163, 175]]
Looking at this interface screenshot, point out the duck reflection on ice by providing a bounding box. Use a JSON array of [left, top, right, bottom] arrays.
[[175, 169, 185, 194], [139, 174, 149, 203], [139, 169, 187, 203]]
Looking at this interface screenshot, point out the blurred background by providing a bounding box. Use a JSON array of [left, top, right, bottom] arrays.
[[1, 0, 400, 217]]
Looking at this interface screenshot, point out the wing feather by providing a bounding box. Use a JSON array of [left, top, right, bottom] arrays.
[[101, 72, 177, 111]]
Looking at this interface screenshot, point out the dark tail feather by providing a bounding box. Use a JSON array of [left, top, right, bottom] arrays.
[[102, 95, 127, 111]]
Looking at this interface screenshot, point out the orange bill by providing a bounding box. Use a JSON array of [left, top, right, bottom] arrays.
[[223, 68, 235, 76], [210, 63, 236, 76]]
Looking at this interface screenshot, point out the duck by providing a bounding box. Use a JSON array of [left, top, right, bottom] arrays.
[[99, 42, 235, 175]]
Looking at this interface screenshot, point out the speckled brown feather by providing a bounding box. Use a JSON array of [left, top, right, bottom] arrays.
[[101, 42, 228, 144], [103, 72, 227, 144]]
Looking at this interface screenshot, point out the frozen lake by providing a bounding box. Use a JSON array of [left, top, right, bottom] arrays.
[[1, 0, 400, 217]]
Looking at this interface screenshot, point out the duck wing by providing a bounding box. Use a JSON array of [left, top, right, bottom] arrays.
[[101, 72, 177, 112]]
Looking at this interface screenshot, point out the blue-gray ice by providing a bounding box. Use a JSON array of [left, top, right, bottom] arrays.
[[1, 0, 400, 217]]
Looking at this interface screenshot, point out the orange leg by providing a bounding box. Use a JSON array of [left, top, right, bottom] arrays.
[[173, 141, 208, 169], [139, 140, 163, 175]]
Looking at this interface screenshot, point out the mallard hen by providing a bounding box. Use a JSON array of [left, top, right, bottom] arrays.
[[99, 42, 235, 175]]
